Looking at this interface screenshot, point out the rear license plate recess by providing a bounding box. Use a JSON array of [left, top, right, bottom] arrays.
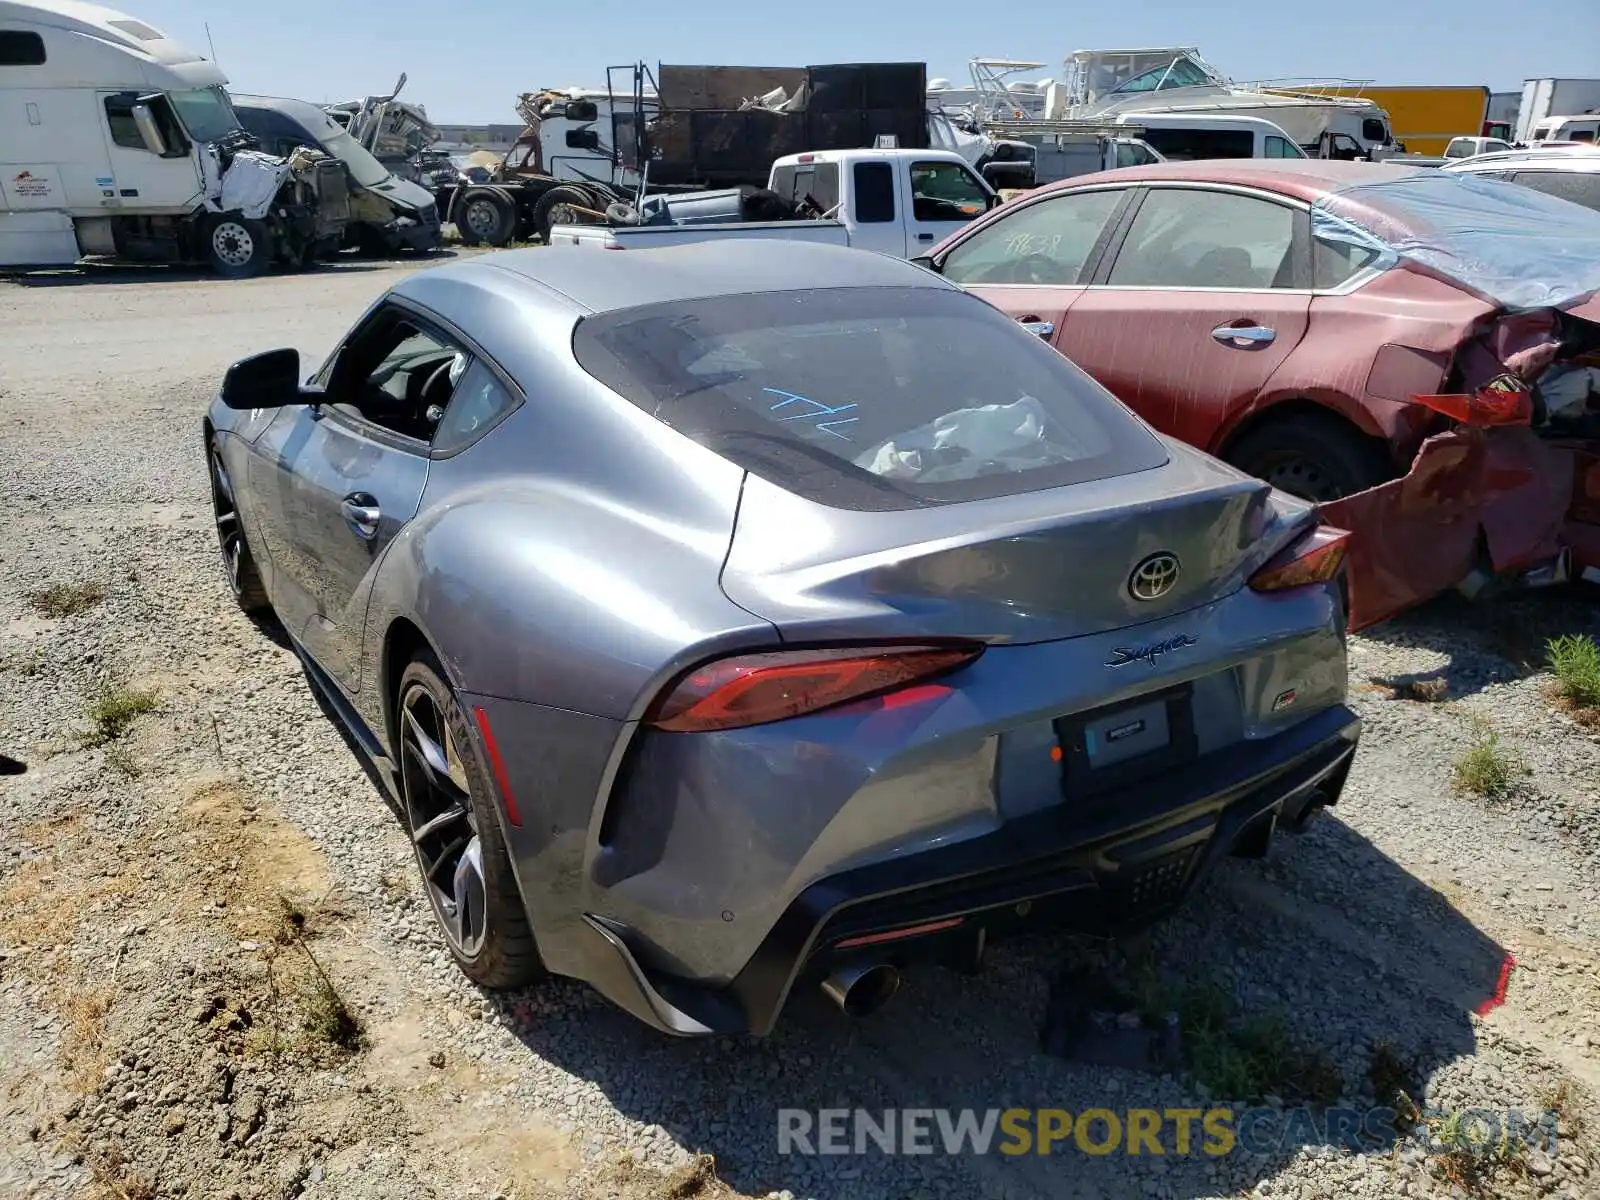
[[1053, 683, 1198, 798]]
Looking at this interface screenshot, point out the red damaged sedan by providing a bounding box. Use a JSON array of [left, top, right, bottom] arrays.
[[919, 159, 1600, 628]]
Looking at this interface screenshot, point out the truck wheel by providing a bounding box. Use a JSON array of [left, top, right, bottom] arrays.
[[456, 188, 516, 247], [532, 185, 591, 243], [1224, 411, 1394, 503], [204, 214, 270, 279]]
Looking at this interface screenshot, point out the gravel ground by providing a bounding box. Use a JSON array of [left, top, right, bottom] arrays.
[[1, 254, 1598, 1200]]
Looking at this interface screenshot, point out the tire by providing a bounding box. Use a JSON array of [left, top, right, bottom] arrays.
[[395, 652, 544, 990], [203, 213, 271, 279], [352, 224, 395, 259], [208, 438, 271, 614], [1224, 411, 1394, 503], [455, 187, 517, 247], [532, 185, 592, 244]]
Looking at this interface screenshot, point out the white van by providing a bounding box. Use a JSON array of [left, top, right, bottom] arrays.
[[1112, 112, 1307, 161], [1527, 115, 1599, 146], [0, 0, 348, 274]]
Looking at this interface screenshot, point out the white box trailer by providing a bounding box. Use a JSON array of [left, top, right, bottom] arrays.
[[0, 0, 348, 274], [1516, 78, 1600, 145]]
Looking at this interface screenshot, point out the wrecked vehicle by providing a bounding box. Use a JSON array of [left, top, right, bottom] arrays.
[[547, 147, 997, 256], [0, 0, 349, 277], [231, 94, 442, 255], [204, 241, 1360, 1033], [919, 158, 1600, 628], [326, 78, 641, 247]]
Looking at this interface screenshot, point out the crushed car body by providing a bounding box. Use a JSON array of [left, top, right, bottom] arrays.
[[1309, 171, 1600, 626], [919, 159, 1600, 629]]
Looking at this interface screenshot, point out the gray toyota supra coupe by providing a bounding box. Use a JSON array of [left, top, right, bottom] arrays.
[[204, 241, 1360, 1035]]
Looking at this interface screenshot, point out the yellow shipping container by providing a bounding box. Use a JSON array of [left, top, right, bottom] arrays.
[[1265, 85, 1490, 156]]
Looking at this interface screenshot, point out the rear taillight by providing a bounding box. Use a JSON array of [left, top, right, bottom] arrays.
[[644, 644, 983, 733], [1249, 525, 1351, 593], [1412, 373, 1533, 427]]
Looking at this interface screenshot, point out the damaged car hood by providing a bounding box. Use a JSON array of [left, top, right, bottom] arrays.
[[363, 174, 436, 214], [1311, 170, 1600, 312]]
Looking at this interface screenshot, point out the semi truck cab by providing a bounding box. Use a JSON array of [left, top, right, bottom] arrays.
[[1, 0, 347, 274]]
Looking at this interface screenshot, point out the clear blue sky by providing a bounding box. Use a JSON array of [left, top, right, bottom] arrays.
[[132, 0, 1598, 125]]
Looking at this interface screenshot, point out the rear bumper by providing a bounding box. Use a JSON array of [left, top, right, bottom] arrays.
[[572, 703, 1360, 1037], [1323, 427, 1600, 629]]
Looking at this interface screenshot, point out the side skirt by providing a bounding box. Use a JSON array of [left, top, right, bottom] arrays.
[[286, 633, 401, 804]]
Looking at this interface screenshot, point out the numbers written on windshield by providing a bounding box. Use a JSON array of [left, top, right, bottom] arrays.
[[1004, 232, 1068, 258]]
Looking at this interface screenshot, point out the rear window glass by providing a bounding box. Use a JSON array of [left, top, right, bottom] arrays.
[[572, 286, 1168, 511]]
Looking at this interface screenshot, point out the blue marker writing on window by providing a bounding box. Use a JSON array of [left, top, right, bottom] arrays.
[[763, 387, 859, 441]]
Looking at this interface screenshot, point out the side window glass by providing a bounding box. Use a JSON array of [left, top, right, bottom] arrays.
[[103, 92, 186, 155], [1108, 189, 1296, 288], [939, 189, 1123, 286], [433, 361, 520, 454], [908, 161, 989, 222], [1312, 235, 1383, 289], [1506, 172, 1600, 213], [852, 162, 895, 223], [0, 31, 47, 64], [329, 312, 465, 443], [1266, 136, 1299, 158], [104, 94, 146, 150]]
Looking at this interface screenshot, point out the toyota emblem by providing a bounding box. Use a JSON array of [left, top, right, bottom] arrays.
[[1128, 552, 1181, 602]]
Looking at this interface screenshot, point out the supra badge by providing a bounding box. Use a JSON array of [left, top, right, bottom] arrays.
[[1106, 634, 1199, 668], [1128, 552, 1181, 602]]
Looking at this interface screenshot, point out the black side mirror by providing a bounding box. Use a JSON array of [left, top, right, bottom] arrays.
[[564, 100, 598, 122], [909, 254, 940, 274], [565, 129, 601, 151], [219, 348, 304, 410]]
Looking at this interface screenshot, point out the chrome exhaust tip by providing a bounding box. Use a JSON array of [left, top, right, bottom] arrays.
[[821, 962, 901, 1017]]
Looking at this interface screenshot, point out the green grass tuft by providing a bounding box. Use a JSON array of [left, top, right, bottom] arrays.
[[1453, 726, 1522, 799], [81, 686, 157, 748], [1547, 634, 1600, 710]]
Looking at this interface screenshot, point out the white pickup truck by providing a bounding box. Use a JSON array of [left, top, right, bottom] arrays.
[[545, 148, 1000, 258]]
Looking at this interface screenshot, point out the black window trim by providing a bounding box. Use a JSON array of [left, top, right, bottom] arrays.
[[929, 183, 1138, 287], [1090, 182, 1314, 292], [312, 296, 525, 458]]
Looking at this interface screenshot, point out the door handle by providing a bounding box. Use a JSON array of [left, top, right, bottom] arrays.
[[1017, 316, 1055, 338], [1212, 323, 1276, 346], [915, 232, 935, 241], [340, 493, 380, 541]]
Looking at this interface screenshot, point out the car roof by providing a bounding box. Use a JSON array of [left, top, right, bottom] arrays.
[[397, 240, 959, 316], [1445, 147, 1600, 172], [1119, 113, 1292, 131], [1035, 157, 1431, 202]]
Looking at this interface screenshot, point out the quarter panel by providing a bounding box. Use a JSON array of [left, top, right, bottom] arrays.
[[357, 273, 778, 722], [457, 691, 625, 979], [1235, 266, 1497, 460]]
